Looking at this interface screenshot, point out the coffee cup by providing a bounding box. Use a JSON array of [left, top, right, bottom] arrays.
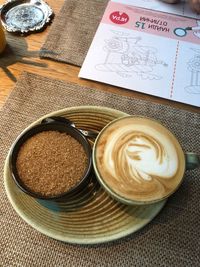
[[92, 116, 200, 205]]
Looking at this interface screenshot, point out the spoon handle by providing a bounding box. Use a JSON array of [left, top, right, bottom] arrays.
[[78, 129, 98, 138], [41, 116, 98, 138]]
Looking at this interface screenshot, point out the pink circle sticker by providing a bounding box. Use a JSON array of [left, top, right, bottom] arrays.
[[109, 11, 129, 24]]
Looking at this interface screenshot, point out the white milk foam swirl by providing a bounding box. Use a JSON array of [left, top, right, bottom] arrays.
[[104, 125, 178, 184]]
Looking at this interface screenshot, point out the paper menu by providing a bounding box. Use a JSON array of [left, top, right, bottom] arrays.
[[79, 1, 200, 107], [112, 0, 200, 19]]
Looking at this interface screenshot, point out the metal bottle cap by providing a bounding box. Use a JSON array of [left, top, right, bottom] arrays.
[[0, 0, 53, 33]]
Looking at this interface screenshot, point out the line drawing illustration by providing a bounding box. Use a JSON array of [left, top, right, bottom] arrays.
[[174, 21, 200, 38], [185, 48, 200, 94], [95, 31, 168, 80], [193, 21, 200, 39]]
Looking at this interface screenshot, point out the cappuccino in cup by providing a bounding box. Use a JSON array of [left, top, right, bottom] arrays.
[[93, 116, 199, 205]]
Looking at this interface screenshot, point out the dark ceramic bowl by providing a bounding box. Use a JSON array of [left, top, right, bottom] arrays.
[[9, 117, 92, 200]]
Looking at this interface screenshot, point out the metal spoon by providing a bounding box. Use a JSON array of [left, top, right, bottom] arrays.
[[41, 116, 98, 138]]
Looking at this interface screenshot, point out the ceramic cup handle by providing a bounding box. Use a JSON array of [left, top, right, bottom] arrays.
[[185, 152, 200, 170]]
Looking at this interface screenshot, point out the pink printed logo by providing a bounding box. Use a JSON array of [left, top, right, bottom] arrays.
[[109, 11, 129, 24]]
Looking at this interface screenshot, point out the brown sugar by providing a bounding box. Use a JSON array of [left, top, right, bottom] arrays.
[[16, 131, 88, 197]]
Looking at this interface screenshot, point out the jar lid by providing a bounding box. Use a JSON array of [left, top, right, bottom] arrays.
[[0, 0, 53, 33]]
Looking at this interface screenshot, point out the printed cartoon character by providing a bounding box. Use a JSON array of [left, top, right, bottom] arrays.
[[193, 21, 200, 39], [95, 33, 167, 80], [185, 48, 200, 94]]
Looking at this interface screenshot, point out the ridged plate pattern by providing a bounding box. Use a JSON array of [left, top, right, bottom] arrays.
[[4, 106, 166, 244]]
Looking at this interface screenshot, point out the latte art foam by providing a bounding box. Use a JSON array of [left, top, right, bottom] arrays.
[[106, 131, 178, 182], [94, 117, 185, 203]]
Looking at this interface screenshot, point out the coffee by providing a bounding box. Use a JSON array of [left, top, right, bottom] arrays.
[[93, 116, 185, 204]]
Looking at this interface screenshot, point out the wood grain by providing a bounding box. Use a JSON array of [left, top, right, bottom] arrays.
[[0, 0, 199, 113]]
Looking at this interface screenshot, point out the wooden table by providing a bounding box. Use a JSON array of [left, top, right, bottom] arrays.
[[0, 0, 199, 113]]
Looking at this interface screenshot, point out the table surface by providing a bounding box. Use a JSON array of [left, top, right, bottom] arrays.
[[0, 0, 199, 113]]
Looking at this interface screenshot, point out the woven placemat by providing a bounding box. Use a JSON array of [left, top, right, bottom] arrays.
[[39, 0, 108, 66], [0, 72, 200, 266]]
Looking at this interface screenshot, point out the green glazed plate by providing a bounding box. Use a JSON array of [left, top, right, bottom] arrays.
[[4, 106, 166, 244]]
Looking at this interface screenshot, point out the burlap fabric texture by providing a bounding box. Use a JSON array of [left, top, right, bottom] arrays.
[[40, 0, 108, 66], [0, 72, 200, 266]]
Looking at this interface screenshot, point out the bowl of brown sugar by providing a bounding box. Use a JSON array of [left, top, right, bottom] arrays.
[[9, 118, 92, 200]]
